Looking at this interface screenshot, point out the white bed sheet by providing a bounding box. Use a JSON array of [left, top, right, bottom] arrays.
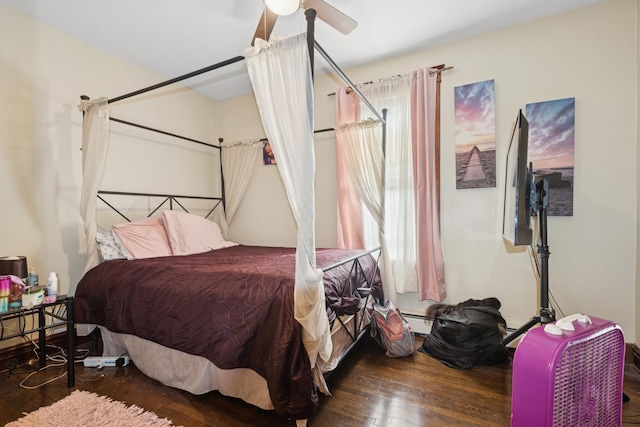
[[99, 306, 371, 411]]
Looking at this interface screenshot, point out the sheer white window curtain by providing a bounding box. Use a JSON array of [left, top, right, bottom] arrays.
[[244, 34, 332, 373], [335, 70, 446, 302]]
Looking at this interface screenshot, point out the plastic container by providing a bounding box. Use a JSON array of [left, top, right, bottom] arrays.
[[0, 276, 10, 312], [47, 272, 58, 297], [0, 276, 9, 297], [27, 268, 39, 287], [22, 288, 44, 307]]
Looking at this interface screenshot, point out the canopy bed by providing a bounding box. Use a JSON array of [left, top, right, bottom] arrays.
[[74, 10, 388, 425]]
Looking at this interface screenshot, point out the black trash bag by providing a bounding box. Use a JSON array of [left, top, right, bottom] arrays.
[[419, 297, 510, 369]]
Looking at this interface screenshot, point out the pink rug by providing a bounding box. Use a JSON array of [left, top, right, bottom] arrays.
[[6, 390, 181, 427]]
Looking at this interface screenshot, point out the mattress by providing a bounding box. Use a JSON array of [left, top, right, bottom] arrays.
[[98, 304, 372, 411]]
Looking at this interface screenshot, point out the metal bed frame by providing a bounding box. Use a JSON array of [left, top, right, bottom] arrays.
[[83, 4, 387, 386], [95, 186, 383, 376], [321, 246, 382, 376], [97, 190, 223, 223]]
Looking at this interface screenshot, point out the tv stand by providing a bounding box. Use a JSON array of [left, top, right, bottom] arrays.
[[501, 175, 555, 346]]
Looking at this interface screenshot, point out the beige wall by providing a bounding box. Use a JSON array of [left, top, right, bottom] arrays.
[[0, 5, 220, 302], [1, 0, 637, 341], [221, 0, 639, 338]]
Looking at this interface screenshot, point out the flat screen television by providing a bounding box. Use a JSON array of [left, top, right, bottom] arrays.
[[503, 109, 533, 246]]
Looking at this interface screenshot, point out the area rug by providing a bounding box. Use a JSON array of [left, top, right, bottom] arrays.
[[6, 390, 181, 427]]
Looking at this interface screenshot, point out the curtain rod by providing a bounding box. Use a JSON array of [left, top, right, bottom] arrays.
[[107, 55, 245, 104], [429, 65, 453, 76], [326, 64, 454, 96]]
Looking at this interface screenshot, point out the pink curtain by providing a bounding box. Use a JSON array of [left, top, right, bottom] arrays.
[[411, 68, 446, 302], [335, 87, 364, 249]]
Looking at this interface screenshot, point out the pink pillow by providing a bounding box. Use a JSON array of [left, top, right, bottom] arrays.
[[162, 210, 237, 256], [112, 216, 173, 259]]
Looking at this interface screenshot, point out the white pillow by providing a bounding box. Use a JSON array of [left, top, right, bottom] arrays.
[[162, 210, 237, 256]]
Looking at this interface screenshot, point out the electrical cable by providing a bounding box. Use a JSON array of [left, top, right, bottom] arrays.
[[15, 337, 68, 389], [19, 364, 67, 389], [1, 312, 71, 389], [2, 302, 85, 389]]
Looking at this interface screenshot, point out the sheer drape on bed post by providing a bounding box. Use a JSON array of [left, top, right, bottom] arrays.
[[244, 33, 332, 373], [335, 88, 364, 249], [218, 139, 262, 237], [78, 97, 111, 273], [411, 68, 446, 302], [336, 117, 396, 303]]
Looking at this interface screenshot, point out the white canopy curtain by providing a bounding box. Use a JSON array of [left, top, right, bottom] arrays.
[[244, 34, 332, 372], [218, 139, 262, 236], [78, 98, 111, 274], [336, 118, 396, 303]]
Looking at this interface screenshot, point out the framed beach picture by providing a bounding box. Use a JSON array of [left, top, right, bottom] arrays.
[[454, 79, 496, 189], [525, 97, 575, 216]]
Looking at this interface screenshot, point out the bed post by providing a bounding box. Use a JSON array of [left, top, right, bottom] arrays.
[[305, 8, 316, 79], [381, 108, 388, 155], [80, 95, 90, 115], [218, 137, 226, 213]]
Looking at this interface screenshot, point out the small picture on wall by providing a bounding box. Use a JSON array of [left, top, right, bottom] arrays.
[[454, 79, 496, 189], [263, 140, 276, 165], [525, 97, 575, 216]]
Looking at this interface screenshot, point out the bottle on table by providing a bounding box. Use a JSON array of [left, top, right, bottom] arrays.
[[47, 272, 58, 297]]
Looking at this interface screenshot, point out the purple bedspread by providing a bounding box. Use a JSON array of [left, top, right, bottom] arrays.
[[74, 245, 382, 419]]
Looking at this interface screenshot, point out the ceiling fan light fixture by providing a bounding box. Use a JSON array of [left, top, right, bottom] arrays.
[[265, 0, 299, 16]]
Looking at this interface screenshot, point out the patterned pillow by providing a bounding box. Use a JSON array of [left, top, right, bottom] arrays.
[[96, 230, 133, 261]]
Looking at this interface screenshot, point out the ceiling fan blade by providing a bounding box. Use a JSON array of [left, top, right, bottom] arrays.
[[252, 7, 278, 46], [303, 0, 358, 35]]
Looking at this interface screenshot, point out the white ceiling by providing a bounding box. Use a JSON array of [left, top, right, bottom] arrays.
[[1, 0, 604, 101]]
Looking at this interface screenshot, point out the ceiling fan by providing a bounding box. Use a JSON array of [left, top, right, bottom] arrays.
[[252, 0, 358, 46]]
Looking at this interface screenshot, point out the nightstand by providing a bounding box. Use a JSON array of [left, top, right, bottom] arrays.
[[0, 296, 75, 387]]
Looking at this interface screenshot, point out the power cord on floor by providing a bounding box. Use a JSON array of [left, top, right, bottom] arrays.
[[19, 363, 67, 389], [17, 338, 69, 389], [74, 347, 90, 361], [72, 347, 106, 382], [2, 309, 95, 388]]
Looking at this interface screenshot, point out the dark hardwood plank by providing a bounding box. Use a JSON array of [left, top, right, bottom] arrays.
[[0, 336, 638, 426]]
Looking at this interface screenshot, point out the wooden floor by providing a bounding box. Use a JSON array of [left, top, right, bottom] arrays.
[[0, 335, 639, 426]]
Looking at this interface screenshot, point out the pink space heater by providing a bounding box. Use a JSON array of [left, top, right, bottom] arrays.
[[511, 314, 625, 427]]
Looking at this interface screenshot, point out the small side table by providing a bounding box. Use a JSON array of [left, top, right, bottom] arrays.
[[0, 296, 75, 387]]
